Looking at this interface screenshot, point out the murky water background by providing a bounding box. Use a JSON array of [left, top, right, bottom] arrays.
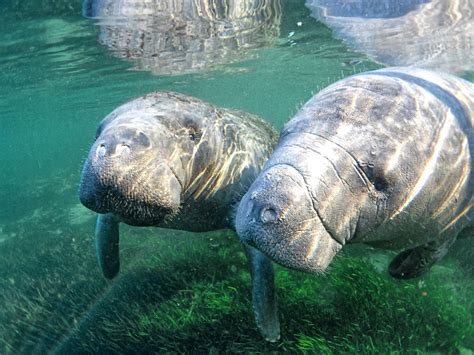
[[1, 0, 472, 353]]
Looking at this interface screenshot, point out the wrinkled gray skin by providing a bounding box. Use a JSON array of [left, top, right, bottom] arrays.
[[236, 67, 474, 279], [83, 0, 281, 75], [305, 0, 474, 74], [79, 92, 280, 341]]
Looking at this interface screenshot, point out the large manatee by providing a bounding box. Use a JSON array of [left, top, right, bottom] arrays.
[[83, 0, 281, 75], [79, 92, 280, 341], [236, 67, 474, 279], [305, 0, 474, 74]]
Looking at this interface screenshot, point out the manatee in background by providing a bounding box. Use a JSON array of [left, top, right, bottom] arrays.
[[305, 0, 474, 74], [79, 92, 280, 341], [236, 67, 474, 279], [83, 0, 281, 75]]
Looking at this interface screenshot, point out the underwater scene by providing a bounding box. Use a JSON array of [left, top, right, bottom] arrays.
[[1, 0, 473, 353]]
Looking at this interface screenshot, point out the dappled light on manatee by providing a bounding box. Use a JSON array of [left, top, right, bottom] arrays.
[[236, 67, 474, 344], [237, 67, 474, 276]]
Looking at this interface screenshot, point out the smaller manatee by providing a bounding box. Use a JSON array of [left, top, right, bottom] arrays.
[[236, 67, 474, 279], [79, 92, 280, 341]]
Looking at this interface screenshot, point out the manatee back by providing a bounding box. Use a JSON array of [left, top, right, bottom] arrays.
[[184, 104, 278, 213], [150, 92, 278, 231], [277, 68, 474, 247]]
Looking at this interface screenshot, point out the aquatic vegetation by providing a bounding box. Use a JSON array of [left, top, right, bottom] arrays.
[[0, 178, 472, 352]]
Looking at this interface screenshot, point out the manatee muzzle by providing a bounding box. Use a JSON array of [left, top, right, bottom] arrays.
[[236, 164, 342, 273], [79, 139, 182, 226]]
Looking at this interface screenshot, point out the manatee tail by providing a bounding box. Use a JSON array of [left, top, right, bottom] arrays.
[[95, 213, 120, 279]]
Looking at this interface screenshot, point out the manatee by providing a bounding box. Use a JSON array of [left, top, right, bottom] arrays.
[[83, 0, 281, 75], [79, 92, 280, 341], [236, 67, 474, 279], [305, 0, 474, 74]]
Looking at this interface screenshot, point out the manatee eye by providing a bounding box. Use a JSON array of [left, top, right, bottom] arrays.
[[359, 162, 389, 193], [187, 128, 202, 143]]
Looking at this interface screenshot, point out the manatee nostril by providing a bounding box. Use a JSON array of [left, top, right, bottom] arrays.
[[97, 143, 107, 157], [260, 207, 278, 224], [96, 141, 131, 157], [117, 142, 131, 155]]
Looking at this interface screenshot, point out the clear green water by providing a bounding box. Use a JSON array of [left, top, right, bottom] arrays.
[[1, 1, 472, 353]]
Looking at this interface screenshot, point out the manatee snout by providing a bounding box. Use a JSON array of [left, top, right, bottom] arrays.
[[79, 125, 182, 226], [236, 164, 341, 273]]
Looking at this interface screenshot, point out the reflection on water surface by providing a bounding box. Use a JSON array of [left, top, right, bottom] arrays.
[[306, 0, 474, 74], [84, 0, 282, 75]]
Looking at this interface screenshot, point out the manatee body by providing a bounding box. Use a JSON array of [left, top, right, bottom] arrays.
[[83, 0, 281, 75], [79, 92, 280, 341], [305, 0, 474, 74], [236, 67, 474, 278]]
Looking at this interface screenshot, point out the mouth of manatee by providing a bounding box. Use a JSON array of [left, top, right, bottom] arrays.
[[79, 149, 182, 227]]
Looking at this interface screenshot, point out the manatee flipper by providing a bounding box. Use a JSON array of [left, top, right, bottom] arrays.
[[388, 234, 457, 279], [244, 244, 280, 342], [95, 213, 120, 279]]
